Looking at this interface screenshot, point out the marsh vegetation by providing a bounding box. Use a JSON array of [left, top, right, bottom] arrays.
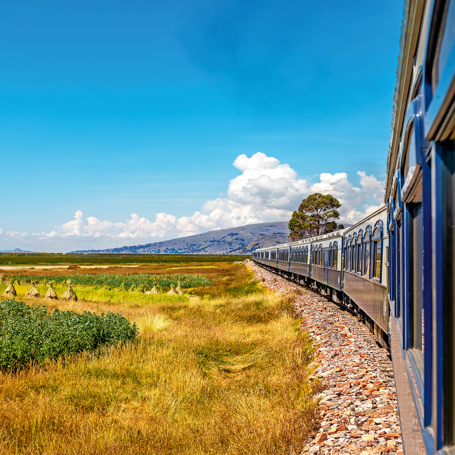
[[0, 259, 318, 454]]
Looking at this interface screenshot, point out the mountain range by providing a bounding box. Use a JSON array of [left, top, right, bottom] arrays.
[[0, 248, 34, 253], [73, 221, 290, 255]]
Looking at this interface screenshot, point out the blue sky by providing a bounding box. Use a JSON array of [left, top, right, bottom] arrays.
[[0, 0, 403, 252]]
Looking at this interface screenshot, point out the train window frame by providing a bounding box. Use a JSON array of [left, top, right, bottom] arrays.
[[407, 200, 425, 389], [351, 234, 357, 272], [424, 0, 455, 141], [327, 242, 333, 267], [350, 236, 354, 271], [345, 236, 351, 270], [371, 221, 383, 282], [333, 241, 338, 269], [351, 238, 356, 272], [363, 227, 372, 278], [356, 230, 363, 274]]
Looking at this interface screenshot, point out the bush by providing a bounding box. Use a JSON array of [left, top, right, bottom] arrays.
[[0, 300, 138, 372], [12, 273, 212, 290]]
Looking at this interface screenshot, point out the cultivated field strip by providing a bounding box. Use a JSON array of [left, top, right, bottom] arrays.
[[249, 261, 403, 455]]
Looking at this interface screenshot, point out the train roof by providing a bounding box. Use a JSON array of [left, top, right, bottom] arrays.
[[385, 0, 424, 201], [342, 205, 387, 236], [255, 228, 346, 252]]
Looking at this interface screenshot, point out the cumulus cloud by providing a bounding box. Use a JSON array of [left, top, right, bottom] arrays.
[[0, 152, 384, 251], [309, 171, 384, 224]]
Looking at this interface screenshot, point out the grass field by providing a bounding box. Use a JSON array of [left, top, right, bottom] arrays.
[[0, 253, 249, 266], [0, 259, 318, 454]]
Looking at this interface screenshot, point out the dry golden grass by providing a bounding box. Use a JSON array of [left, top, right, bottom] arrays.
[[0, 265, 318, 455]]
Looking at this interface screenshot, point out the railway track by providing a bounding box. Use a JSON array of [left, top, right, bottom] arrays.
[[249, 261, 403, 455]]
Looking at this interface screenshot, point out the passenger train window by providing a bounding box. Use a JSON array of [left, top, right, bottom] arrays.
[[408, 201, 424, 380], [333, 242, 338, 268], [356, 233, 362, 273], [363, 229, 371, 277], [372, 225, 382, 280], [429, 0, 455, 97], [350, 240, 355, 272], [440, 142, 455, 444]]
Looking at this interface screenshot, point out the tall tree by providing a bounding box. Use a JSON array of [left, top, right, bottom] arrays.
[[288, 193, 344, 240]]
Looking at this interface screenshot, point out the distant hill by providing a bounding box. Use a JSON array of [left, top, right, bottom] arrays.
[[73, 222, 290, 255], [0, 248, 34, 253]]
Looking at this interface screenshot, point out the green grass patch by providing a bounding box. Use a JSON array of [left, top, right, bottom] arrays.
[[0, 253, 249, 266], [0, 300, 138, 372], [12, 273, 211, 290]]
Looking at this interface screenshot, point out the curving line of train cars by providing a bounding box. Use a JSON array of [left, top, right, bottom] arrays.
[[254, 1, 455, 453], [253, 206, 389, 344]]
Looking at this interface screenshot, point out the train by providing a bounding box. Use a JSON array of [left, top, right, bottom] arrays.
[[253, 0, 455, 453]]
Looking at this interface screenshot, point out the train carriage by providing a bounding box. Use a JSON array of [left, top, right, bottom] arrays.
[[254, 0, 455, 452], [342, 208, 389, 343], [303, 231, 344, 299], [385, 0, 455, 452]]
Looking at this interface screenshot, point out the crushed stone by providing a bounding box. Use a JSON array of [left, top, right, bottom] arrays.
[[248, 261, 403, 455]]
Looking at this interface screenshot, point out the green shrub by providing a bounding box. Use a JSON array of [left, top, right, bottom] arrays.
[[13, 273, 212, 290], [0, 300, 138, 372]]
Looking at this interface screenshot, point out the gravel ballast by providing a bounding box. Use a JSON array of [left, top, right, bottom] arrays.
[[249, 261, 403, 455]]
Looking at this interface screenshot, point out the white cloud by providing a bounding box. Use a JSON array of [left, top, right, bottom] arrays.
[[0, 152, 384, 251], [309, 170, 384, 224]]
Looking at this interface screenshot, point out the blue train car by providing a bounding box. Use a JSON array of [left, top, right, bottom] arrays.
[[385, 0, 455, 452], [254, 1, 455, 452]]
